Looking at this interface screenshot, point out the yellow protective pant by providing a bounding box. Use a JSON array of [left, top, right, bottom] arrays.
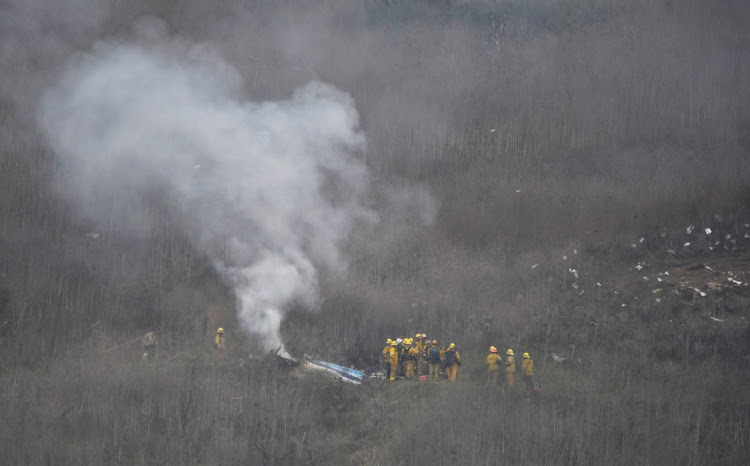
[[429, 363, 440, 380], [390, 361, 399, 381], [487, 369, 498, 386], [405, 361, 415, 379], [506, 372, 515, 388], [446, 364, 458, 382]]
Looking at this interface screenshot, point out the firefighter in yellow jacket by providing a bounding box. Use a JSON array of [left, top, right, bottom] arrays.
[[215, 328, 226, 350], [403, 338, 420, 379], [486, 346, 501, 385], [522, 352, 534, 390], [382, 339, 393, 380], [415, 333, 426, 375], [388, 341, 399, 381], [444, 343, 461, 382], [505, 349, 516, 388]]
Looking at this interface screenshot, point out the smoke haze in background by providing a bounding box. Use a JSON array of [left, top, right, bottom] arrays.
[[39, 41, 375, 354]]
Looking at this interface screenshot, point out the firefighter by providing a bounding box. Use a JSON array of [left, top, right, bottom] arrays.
[[382, 339, 393, 379], [142, 331, 158, 360], [389, 341, 399, 381], [427, 340, 441, 380], [403, 338, 419, 379], [522, 352, 534, 390], [444, 343, 461, 382], [505, 349, 516, 388], [214, 328, 226, 350], [396, 338, 405, 376], [486, 346, 501, 386], [416, 333, 427, 375]]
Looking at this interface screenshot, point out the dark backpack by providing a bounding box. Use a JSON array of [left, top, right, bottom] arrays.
[[444, 349, 456, 365], [429, 347, 441, 363]]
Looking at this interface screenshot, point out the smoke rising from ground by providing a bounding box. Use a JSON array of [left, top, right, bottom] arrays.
[[39, 41, 374, 354]]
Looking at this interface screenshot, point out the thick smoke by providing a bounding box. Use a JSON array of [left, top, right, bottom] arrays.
[[39, 41, 374, 355]]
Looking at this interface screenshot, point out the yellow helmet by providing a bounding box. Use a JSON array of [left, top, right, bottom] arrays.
[[405, 338, 412, 345], [490, 346, 497, 353], [386, 338, 392, 344], [217, 328, 224, 334], [449, 343, 456, 349], [391, 341, 397, 346], [415, 333, 421, 338], [523, 352, 530, 358], [507, 349, 514, 355]]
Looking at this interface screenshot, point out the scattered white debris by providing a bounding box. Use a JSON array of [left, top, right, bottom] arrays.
[[551, 354, 567, 363], [728, 278, 743, 285], [710, 247, 714, 251], [691, 287, 707, 297], [635, 263, 643, 271], [745, 223, 749, 228], [657, 277, 662, 282], [531, 263, 539, 269], [563, 255, 567, 260], [639, 237, 645, 243], [596, 282, 601, 287], [572, 283, 579, 289], [705, 228, 712, 235], [655, 298, 661, 303], [614, 291, 619, 295], [630, 244, 637, 248], [709, 316, 726, 322], [715, 241, 720, 245], [705, 265, 718, 273], [684, 242, 691, 247], [579, 290, 584, 295], [573, 249, 578, 255], [664, 271, 669, 276], [569, 268, 578, 278], [490, 129, 496, 132], [726, 234, 732, 240], [621, 303, 627, 307], [643, 276, 649, 281], [686, 225, 694, 234], [515, 189, 521, 193], [86, 233, 100, 239], [744, 233, 750, 239], [193, 164, 200, 169], [667, 249, 676, 255]]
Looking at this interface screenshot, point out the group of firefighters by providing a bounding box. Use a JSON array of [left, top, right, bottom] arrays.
[[381, 334, 536, 389]]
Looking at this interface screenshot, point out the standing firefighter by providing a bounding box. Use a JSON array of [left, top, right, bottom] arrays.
[[403, 338, 419, 379], [382, 339, 393, 380], [389, 341, 399, 381], [414, 333, 426, 375], [214, 328, 226, 350], [522, 352, 534, 390], [396, 338, 405, 377], [486, 346, 501, 386], [444, 343, 461, 382], [505, 349, 516, 388], [428, 340, 441, 380], [142, 331, 158, 360]]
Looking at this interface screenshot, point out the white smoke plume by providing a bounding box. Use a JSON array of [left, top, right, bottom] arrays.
[[39, 41, 374, 355]]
